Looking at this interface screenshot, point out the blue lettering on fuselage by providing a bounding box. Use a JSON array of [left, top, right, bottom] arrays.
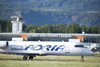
[[51, 45, 57, 51], [25, 45, 65, 51], [25, 45, 34, 50], [55, 45, 65, 51], [33, 45, 43, 50], [41, 45, 52, 51]]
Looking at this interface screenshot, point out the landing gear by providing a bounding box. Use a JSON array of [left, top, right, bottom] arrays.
[[29, 55, 36, 60], [29, 56, 33, 60], [81, 56, 84, 62], [23, 56, 27, 60], [23, 55, 36, 60]]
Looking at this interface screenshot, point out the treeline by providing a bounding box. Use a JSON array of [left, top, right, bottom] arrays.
[[25, 23, 100, 34], [0, 19, 12, 32], [0, 19, 100, 33]]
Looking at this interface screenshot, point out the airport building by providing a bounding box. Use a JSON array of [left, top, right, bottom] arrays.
[[0, 33, 100, 43], [0, 15, 100, 52]]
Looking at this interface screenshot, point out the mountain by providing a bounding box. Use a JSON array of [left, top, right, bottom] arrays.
[[0, 0, 51, 2], [0, 0, 29, 2], [0, 0, 100, 26]]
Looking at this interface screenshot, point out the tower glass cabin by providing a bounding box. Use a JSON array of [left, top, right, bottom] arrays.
[[11, 15, 23, 33]]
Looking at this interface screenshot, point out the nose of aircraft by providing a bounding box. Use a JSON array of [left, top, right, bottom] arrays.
[[88, 50, 93, 55], [85, 49, 93, 55], [82, 48, 93, 55]]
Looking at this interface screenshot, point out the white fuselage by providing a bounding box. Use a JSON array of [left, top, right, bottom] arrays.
[[0, 41, 93, 56]]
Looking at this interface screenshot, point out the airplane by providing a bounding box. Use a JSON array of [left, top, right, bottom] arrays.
[[0, 41, 93, 61]]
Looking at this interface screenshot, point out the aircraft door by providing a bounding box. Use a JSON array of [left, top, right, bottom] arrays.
[[65, 45, 70, 53]]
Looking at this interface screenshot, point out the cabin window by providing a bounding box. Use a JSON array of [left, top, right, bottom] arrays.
[[75, 45, 84, 47]]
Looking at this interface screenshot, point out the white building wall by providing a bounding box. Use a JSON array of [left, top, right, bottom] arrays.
[[19, 22, 22, 33], [12, 22, 19, 33]]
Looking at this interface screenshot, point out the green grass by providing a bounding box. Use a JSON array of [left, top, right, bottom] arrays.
[[0, 53, 100, 67], [0, 60, 100, 67]]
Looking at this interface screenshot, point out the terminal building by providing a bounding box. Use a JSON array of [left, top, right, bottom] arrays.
[[0, 15, 100, 52]]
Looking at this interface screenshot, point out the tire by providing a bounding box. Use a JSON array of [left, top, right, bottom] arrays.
[[29, 56, 33, 60], [81, 59, 84, 62], [23, 56, 27, 60]]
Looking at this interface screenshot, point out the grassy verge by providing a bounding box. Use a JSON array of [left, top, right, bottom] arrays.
[[93, 53, 100, 57], [0, 60, 100, 67], [0, 54, 100, 62], [0, 53, 100, 67]]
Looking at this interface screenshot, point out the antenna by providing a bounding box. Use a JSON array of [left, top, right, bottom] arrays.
[[15, 11, 22, 17]]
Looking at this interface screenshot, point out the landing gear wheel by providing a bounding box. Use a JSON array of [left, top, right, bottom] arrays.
[[23, 56, 27, 60], [29, 56, 33, 60], [81, 59, 84, 62], [81, 56, 84, 62]]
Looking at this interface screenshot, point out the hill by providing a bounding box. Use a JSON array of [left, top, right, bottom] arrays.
[[0, 0, 100, 26]]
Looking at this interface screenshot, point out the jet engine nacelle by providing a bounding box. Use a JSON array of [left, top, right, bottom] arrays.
[[0, 41, 8, 48]]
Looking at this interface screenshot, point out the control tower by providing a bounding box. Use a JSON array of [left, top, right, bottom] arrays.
[[11, 14, 23, 33]]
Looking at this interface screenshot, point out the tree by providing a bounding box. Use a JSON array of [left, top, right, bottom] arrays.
[[6, 20, 12, 32], [48, 24, 53, 33], [29, 29, 36, 33], [65, 24, 71, 33], [0, 19, 8, 32], [58, 23, 65, 33], [91, 25, 98, 34], [35, 24, 41, 33], [68, 22, 81, 33], [97, 25, 100, 34], [41, 24, 48, 33], [23, 24, 27, 32], [26, 24, 36, 33]]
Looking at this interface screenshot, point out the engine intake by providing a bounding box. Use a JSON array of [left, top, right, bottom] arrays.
[[0, 41, 8, 48]]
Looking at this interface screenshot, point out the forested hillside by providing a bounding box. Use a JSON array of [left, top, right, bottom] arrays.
[[0, 0, 100, 26]]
